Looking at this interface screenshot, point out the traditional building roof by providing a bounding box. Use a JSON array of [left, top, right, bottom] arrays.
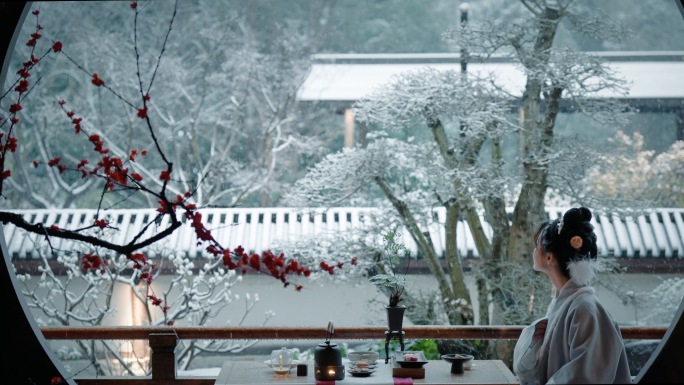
[[296, 51, 684, 112], [4, 208, 683, 272]]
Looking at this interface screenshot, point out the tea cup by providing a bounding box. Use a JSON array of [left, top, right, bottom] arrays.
[[271, 348, 293, 375]]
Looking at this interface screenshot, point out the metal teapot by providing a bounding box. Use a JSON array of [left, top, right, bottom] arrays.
[[314, 341, 342, 367], [314, 321, 345, 380]]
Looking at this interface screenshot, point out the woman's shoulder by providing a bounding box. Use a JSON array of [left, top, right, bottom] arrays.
[[565, 292, 625, 344], [567, 291, 600, 313], [566, 288, 617, 324], [558, 281, 596, 305]]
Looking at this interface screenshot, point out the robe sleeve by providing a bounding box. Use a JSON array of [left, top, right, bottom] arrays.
[[547, 298, 629, 384]]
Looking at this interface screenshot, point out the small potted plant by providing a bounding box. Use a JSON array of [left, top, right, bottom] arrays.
[[369, 231, 411, 332]]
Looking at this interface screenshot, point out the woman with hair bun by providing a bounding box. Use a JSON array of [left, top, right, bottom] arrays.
[[513, 207, 631, 384]]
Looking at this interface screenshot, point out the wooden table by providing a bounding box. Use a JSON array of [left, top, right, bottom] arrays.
[[214, 359, 519, 385]]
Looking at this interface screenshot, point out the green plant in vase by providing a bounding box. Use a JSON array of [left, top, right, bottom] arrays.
[[369, 231, 411, 330]]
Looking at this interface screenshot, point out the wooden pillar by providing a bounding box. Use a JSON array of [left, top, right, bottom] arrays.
[[131, 285, 150, 362], [149, 332, 177, 381], [344, 108, 355, 148]]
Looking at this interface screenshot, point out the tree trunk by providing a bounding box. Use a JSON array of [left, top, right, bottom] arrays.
[[509, 6, 562, 266], [427, 116, 476, 325]]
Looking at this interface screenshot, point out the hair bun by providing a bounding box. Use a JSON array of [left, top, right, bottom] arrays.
[[563, 207, 592, 228], [578, 207, 592, 222]]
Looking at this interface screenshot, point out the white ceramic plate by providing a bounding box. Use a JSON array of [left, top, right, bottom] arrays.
[[264, 359, 301, 369]]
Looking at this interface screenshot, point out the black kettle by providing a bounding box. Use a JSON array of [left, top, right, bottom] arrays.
[[314, 322, 345, 380], [314, 341, 343, 367]]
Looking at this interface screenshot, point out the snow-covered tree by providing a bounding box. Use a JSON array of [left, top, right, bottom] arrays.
[[15, 239, 276, 375], [284, 0, 644, 360], [585, 131, 684, 208], [2, 0, 336, 210]]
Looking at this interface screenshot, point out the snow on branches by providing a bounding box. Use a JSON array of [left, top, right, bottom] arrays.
[[354, 68, 512, 133]]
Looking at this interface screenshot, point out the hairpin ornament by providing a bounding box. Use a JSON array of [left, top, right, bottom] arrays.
[[557, 218, 564, 235], [570, 236, 583, 250]]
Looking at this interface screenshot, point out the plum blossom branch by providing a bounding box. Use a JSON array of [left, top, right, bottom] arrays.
[[2, 2, 343, 299]]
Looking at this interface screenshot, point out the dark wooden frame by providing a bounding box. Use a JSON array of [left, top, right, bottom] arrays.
[[2, 1, 683, 383]]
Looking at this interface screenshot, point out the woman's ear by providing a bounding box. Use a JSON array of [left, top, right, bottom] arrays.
[[546, 252, 556, 266]]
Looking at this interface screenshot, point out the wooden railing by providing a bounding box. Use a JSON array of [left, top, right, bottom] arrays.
[[42, 325, 667, 385]]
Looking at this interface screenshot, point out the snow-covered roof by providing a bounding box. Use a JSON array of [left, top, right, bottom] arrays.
[[296, 51, 684, 102], [4, 207, 683, 262]]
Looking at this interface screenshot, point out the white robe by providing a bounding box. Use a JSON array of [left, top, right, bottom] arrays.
[[514, 280, 632, 384]]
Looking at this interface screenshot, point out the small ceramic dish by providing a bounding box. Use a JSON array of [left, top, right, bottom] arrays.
[[441, 353, 474, 374], [393, 351, 428, 368], [348, 368, 375, 377]]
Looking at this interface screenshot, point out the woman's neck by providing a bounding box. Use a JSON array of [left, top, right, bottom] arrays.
[[549, 271, 570, 291]]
